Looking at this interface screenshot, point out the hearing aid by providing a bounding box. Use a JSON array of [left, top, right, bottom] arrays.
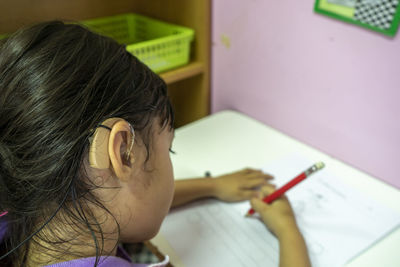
[[88, 118, 135, 169]]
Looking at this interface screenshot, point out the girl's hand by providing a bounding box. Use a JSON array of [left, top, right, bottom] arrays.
[[250, 185, 312, 267], [250, 185, 298, 238], [212, 168, 273, 202]]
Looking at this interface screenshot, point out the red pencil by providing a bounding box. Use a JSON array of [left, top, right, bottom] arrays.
[[245, 162, 325, 216]]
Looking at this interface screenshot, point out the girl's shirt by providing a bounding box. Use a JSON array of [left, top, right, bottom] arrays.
[[0, 220, 169, 267]]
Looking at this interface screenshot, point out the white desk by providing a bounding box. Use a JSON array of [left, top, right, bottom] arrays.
[[151, 110, 400, 267]]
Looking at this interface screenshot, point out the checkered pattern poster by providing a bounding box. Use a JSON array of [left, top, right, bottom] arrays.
[[315, 0, 400, 36]]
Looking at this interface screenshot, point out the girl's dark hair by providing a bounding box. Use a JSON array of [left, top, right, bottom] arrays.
[[0, 21, 174, 265]]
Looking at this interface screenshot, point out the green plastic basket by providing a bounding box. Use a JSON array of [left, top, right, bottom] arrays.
[[0, 33, 8, 40], [82, 13, 194, 73]]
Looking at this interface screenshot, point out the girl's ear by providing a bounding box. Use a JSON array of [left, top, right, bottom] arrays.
[[108, 120, 135, 182]]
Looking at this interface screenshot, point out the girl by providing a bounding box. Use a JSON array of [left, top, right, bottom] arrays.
[[0, 21, 310, 266]]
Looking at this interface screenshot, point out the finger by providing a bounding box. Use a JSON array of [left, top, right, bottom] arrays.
[[241, 177, 270, 189], [239, 189, 261, 200], [237, 168, 275, 179], [262, 173, 274, 180], [260, 184, 276, 196], [250, 197, 270, 213], [239, 168, 260, 175], [245, 171, 274, 180]]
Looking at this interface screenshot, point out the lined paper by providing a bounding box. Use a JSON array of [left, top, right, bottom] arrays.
[[159, 155, 400, 267]]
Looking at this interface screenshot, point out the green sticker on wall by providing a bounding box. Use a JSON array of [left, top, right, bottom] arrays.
[[315, 0, 400, 36]]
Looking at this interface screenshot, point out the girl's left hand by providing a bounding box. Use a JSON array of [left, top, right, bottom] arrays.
[[211, 168, 274, 202]]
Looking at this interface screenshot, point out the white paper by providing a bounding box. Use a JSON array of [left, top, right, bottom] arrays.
[[160, 155, 400, 267]]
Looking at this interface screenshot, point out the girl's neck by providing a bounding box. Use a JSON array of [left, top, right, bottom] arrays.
[[24, 217, 119, 266], [26, 237, 118, 266]]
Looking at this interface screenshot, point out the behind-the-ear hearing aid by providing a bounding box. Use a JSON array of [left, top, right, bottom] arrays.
[[88, 118, 135, 169]]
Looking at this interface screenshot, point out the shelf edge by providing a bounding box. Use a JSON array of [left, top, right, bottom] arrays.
[[160, 62, 204, 84]]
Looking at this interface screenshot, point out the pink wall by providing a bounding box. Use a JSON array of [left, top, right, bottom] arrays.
[[211, 0, 400, 188]]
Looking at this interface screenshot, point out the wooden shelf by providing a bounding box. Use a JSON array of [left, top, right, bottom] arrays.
[[160, 62, 204, 85], [0, 0, 210, 127]]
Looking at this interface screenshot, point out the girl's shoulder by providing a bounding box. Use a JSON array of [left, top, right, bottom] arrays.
[[45, 248, 170, 267], [0, 222, 169, 267], [45, 254, 134, 267]]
